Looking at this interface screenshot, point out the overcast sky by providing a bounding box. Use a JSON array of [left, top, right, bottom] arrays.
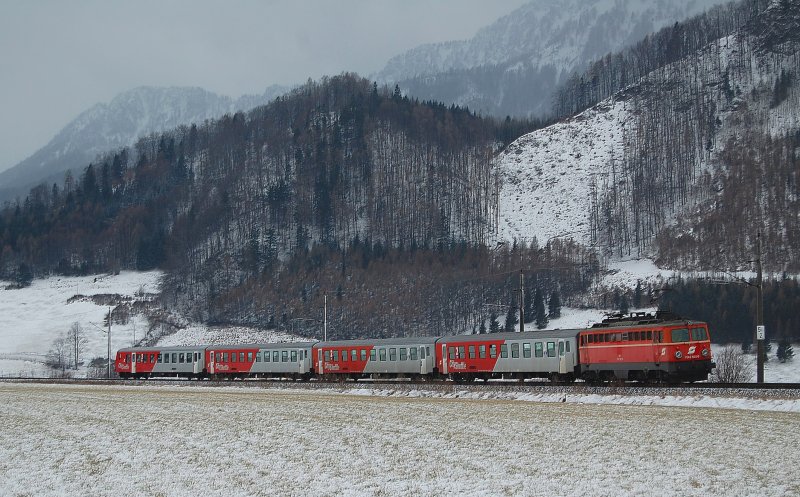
[[0, 0, 528, 173]]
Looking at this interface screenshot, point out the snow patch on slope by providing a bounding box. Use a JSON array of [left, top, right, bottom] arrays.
[[496, 99, 629, 247]]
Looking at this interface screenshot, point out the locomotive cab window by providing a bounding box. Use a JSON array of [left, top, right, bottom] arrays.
[[691, 327, 708, 341], [672, 328, 690, 342]]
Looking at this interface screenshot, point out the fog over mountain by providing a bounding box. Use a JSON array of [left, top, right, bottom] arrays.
[[377, 0, 727, 118]]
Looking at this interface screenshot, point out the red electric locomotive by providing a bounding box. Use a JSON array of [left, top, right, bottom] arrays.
[[578, 312, 714, 382]]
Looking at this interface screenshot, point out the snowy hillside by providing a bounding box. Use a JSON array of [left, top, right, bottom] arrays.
[[0, 85, 288, 201], [496, 99, 630, 247], [495, 0, 800, 265], [0, 271, 162, 376]]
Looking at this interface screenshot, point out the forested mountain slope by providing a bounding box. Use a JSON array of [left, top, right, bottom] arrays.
[[1, 75, 592, 337], [497, 0, 799, 272]]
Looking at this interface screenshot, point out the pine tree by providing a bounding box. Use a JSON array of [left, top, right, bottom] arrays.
[[548, 290, 561, 318], [523, 280, 534, 323], [479, 320, 487, 334], [489, 311, 500, 333], [777, 338, 794, 363], [504, 300, 518, 332], [534, 288, 548, 330], [633, 281, 643, 309]]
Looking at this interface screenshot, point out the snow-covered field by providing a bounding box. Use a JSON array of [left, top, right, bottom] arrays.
[[0, 271, 162, 376], [0, 382, 797, 497]]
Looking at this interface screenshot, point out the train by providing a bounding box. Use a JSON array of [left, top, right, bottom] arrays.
[[115, 311, 715, 383]]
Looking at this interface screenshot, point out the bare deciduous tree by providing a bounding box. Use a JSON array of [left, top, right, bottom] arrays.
[[711, 345, 753, 383], [67, 322, 88, 370]]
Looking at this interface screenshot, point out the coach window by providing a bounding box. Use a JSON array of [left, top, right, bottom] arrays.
[[535, 342, 543, 358], [247, 352, 253, 362], [178, 353, 184, 363], [264, 351, 270, 362], [342, 350, 348, 362], [291, 351, 298, 362], [379, 349, 387, 361], [558, 341, 565, 356], [281, 350, 289, 362], [547, 342, 556, 357], [330, 350, 338, 362], [272, 351, 279, 362], [500, 344, 508, 358], [479, 345, 486, 359], [400, 348, 407, 361], [468, 346, 476, 359], [151, 354, 156, 363], [490, 344, 497, 358], [349, 349, 356, 362], [458, 346, 466, 359], [387, 348, 395, 361], [523, 343, 531, 358], [324, 350, 331, 362], [672, 328, 690, 342], [360, 349, 367, 361], [370, 349, 376, 361], [157, 353, 162, 363], [239, 352, 245, 363], [511, 343, 520, 359], [691, 327, 707, 341], [565, 342, 570, 352], [409, 347, 418, 361], [449, 347, 456, 360]]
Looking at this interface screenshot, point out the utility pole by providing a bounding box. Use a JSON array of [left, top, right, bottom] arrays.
[[519, 270, 525, 333], [107, 307, 112, 379], [324, 294, 328, 342], [756, 232, 764, 383]]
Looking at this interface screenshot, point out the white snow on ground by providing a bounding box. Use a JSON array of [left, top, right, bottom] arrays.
[[0, 271, 161, 376], [1, 382, 798, 497]]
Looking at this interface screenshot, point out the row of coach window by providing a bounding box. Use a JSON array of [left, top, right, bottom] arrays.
[[447, 342, 566, 360], [122, 352, 200, 364], [213, 350, 306, 364], [324, 347, 431, 363]]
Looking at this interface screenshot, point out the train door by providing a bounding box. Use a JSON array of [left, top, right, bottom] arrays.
[[131, 353, 137, 374], [441, 344, 448, 375], [419, 347, 426, 374], [193, 352, 202, 374], [208, 350, 216, 375], [317, 349, 324, 374], [558, 340, 568, 374]]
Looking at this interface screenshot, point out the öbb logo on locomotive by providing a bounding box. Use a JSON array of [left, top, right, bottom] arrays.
[[115, 312, 715, 383]]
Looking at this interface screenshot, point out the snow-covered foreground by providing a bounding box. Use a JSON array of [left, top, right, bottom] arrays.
[[0, 271, 162, 376], [1, 383, 797, 497]]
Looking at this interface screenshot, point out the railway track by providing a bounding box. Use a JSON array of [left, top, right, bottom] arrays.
[[3, 376, 799, 393]]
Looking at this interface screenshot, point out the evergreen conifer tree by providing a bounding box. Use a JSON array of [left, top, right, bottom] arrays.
[[548, 290, 562, 318], [505, 300, 518, 332], [534, 289, 548, 329], [489, 311, 500, 333]]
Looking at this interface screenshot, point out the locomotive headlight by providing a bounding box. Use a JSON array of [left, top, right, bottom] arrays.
[[701, 348, 709, 357], [675, 350, 683, 359]]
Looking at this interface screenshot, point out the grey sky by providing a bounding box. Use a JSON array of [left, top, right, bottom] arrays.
[[0, 0, 528, 173]]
